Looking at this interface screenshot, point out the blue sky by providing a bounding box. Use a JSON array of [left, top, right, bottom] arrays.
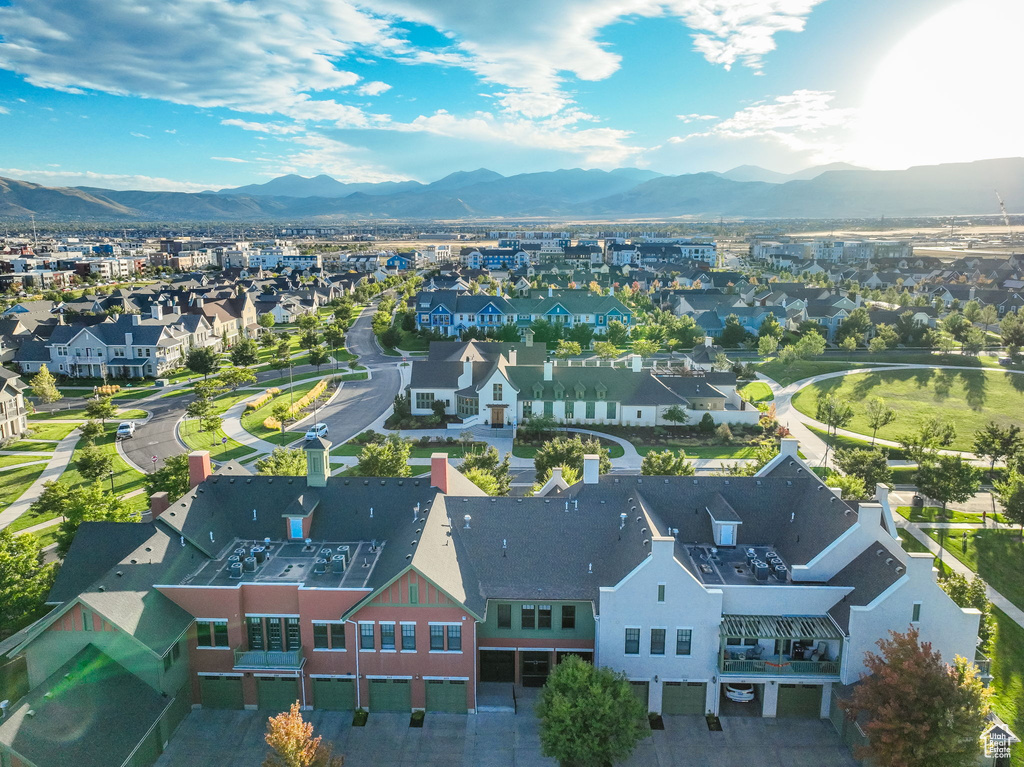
[[0, 0, 1020, 191]]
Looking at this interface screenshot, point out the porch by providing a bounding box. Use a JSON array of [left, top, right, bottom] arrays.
[[719, 615, 843, 678]]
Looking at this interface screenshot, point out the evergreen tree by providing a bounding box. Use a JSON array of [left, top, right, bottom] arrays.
[[29, 364, 62, 404]]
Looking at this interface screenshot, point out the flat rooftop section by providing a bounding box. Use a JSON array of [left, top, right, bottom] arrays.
[[682, 544, 791, 586], [179, 539, 384, 588]]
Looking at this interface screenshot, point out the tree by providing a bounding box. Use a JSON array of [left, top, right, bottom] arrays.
[[79, 419, 104, 445], [85, 395, 118, 426], [973, 422, 1021, 478], [980, 304, 999, 331], [555, 340, 582, 359], [77, 444, 114, 482], [605, 319, 629, 346], [698, 412, 715, 435], [757, 334, 778, 357], [593, 341, 619, 362], [717, 314, 748, 347], [641, 449, 695, 475], [823, 470, 869, 500], [298, 328, 319, 352], [962, 299, 982, 323], [380, 326, 402, 348], [297, 314, 319, 332], [661, 404, 689, 430], [458, 446, 512, 496], [536, 655, 649, 767], [840, 335, 859, 352], [356, 435, 412, 477], [146, 453, 191, 502], [567, 323, 594, 349], [463, 467, 501, 495], [29, 364, 62, 404], [900, 417, 956, 462], [49, 482, 138, 557], [815, 394, 854, 463], [263, 701, 343, 767], [323, 323, 345, 352], [256, 448, 307, 476], [217, 366, 257, 390], [962, 326, 986, 355], [630, 338, 659, 359], [864, 398, 897, 445], [940, 573, 995, 653], [533, 435, 611, 483], [230, 337, 260, 367], [309, 345, 330, 372], [758, 313, 784, 340], [185, 394, 222, 433], [994, 469, 1024, 536], [260, 330, 278, 349], [272, 339, 292, 369], [834, 447, 892, 489], [836, 307, 872, 345], [186, 345, 220, 379], [0, 528, 55, 631], [839, 627, 989, 767], [915, 455, 982, 516], [258, 312, 276, 329]]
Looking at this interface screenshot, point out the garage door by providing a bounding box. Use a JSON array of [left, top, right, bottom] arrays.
[[369, 679, 411, 712], [313, 678, 355, 711], [257, 676, 300, 712], [200, 676, 244, 709], [425, 680, 468, 713], [630, 681, 650, 710], [480, 650, 515, 683], [777, 684, 822, 718], [662, 682, 706, 715]]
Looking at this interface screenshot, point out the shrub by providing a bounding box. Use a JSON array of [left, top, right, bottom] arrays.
[[94, 384, 121, 396], [263, 416, 282, 430], [286, 379, 329, 416], [245, 387, 282, 411], [698, 412, 716, 435]]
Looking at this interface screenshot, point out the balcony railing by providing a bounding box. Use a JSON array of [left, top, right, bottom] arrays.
[[975, 651, 993, 686], [719, 655, 840, 676], [233, 646, 304, 671]]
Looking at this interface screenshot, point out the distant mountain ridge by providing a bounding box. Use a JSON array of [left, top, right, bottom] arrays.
[[1, 158, 1021, 221], [714, 162, 868, 184]]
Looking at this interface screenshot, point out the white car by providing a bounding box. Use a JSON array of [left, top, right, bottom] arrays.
[[115, 421, 136, 439], [724, 683, 756, 703], [305, 423, 329, 440]]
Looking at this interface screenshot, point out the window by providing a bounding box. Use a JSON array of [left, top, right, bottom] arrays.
[[492, 383, 503, 400], [380, 623, 396, 650], [330, 623, 345, 650], [360, 623, 375, 650], [676, 629, 692, 656], [651, 629, 666, 656], [446, 625, 461, 651], [521, 604, 536, 630], [198, 622, 212, 647], [522, 401, 533, 418], [415, 392, 435, 410], [538, 605, 552, 629], [288, 518, 303, 540], [198, 620, 229, 648], [912, 602, 922, 623], [606, 401, 616, 419], [409, 583, 419, 604], [247, 617, 265, 651], [637, 410, 642, 419], [586, 401, 596, 419], [625, 628, 640, 655], [82, 609, 93, 631], [497, 604, 512, 629], [285, 618, 300, 650], [430, 625, 445, 651], [561, 605, 576, 630], [543, 400, 554, 417], [657, 584, 666, 603], [565, 401, 574, 418], [313, 623, 329, 649], [402, 624, 416, 651]]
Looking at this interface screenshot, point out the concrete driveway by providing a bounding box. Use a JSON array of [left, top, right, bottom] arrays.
[[155, 709, 856, 767]]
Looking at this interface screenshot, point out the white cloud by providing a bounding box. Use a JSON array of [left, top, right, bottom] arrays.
[[220, 119, 302, 135], [0, 106, 10, 115], [356, 81, 392, 96], [677, 113, 717, 123], [164, 128, 176, 134], [0, 167, 218, 192], [275, 134, 413, 183], [129, 131, 150, 139], [211, 156, 248, 163]]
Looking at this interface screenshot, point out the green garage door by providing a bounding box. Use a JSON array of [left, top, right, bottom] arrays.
[[369, 679, 412, 712], [662, 682, 706, 715], [777, 684, 822, 718], [630, 681, 650, 710], [425, 680, 468, 713], [258, 676, 300, 712], [313, 678, 356, 711], [200, 676, 244, 709]]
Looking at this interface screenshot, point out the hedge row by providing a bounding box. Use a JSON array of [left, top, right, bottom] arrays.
[[94, 384, 121, 396], [286, 379, 328, 416], [245, 387, 282, 411]]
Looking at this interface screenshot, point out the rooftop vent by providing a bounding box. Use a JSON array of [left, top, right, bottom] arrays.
[[463, 514, 472, 529]]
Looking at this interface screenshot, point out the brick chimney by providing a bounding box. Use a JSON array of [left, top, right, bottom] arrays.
[[148, 491, 170, 520], [188, 450, 212, 488], [431, 453, 450, 493]]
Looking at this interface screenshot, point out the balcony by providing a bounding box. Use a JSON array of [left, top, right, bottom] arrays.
[[233, 646, 304, 671], [720, 655, 840, 676], [718, 614, 843, 678]]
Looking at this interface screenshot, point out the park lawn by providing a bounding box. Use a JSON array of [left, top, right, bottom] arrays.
[[635, 443, 759, 459], [758, 359, 883, 388], [923, 528, 1024, 611], [56, 387, 95, 396], [989, 609, 1024, 767], [895, 505, 987, 525], [59, 428, 148, 501], [513, 442, 626, 460], [329, 442, 485, 459], [0, 466, 48, 528], [178, 417, 256, 462], [889, 466, 916, 485], [30, 407, 148, 422], [240, 379, 328, 444], [257, 370, 336, 388], [806, 425, 910, 459], [111, 389, 156, 400], [739, 381, 774, 403], [895, 530, 952, 576], [1, 441, 55, 453], [25, 422, 78, 440], [0, 454, 45, 468], [792, 368, 1024, 451]]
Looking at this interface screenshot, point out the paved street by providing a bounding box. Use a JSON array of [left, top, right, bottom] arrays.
[[155, 708, 856, 767]]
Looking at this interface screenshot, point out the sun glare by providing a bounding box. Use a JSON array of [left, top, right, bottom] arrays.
[[854, 0, 1024, 170]]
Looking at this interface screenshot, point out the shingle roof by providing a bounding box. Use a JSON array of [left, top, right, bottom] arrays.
[[827, 547, 905, 631], [48, 521, 159, 604]]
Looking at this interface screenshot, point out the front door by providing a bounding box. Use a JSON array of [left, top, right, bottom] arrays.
[[521, 652, 550, 687], [489, 405, 506, 428]]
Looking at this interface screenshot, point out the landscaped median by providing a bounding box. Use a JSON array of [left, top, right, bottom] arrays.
[[240, 377, 337, 447]]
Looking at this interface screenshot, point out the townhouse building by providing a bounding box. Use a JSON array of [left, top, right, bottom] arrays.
[[461, 248, 531, 270], [0, 439, 982, 767], [0, 368, 28, 442]]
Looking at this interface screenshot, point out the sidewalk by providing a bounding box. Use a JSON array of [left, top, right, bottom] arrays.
[[0, 430, 80, 530]]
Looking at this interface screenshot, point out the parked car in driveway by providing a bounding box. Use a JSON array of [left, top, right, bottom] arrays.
[[724, 683, 755, 703], [304, 422, 329, 440], [116, 421, 136, 440]]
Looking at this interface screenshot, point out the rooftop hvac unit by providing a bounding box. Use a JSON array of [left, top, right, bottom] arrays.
[[319, 548, 333, 560], [337, 545, 350, 558], [227, 555, 240, 567], [243, 556, 257, 573], [253, 547, 267, 564], [234, 548, 247, 559], [331, 554, 346, 573], [313, 558, 328, 575], [754, 561, 770, 581], [773, 565, 787, 581], [228, 562, 243, 579], [765, 551, 778, 560]]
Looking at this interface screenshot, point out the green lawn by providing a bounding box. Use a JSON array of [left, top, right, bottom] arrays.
[[178, 417, 256, 462], [989, 608, 1024, 767], [792, 369, 1024, 450], [758, 359, 883, 387], [513, 442, 626, 460], [340, 371, 369, 382], [0, 465, 48, 527], [330, 442, 486, 458], [1, 441, 55, 453], [739, 381, 774, 403], [240, 379, 328, 445], [896, 530, 952, 576], [58, 428, 149, 511], [634, 443, 759, 459], [111, 389, 157, 400], [0, 455, 45, 468], [257, 370, 335, 389], [24, 422, 78, 441], [29, 408, 147, 422], [895, 505, 1000, 525], [923, 528, 1024, 611], [806, 425, 910, 459]]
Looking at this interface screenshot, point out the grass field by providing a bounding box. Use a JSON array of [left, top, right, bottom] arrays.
[[0, 455, 45, 468], [25, 422, 78, 441], [792, 368, 1024, 450], [178, 417, 256, 462], [58, 427, 149, 511], [240, 379, 325, 446], [990, 609, 1024, 767], [29, 407, 147, 422], [512, 442, 626, 459], [895, 505, 1003, 525], [330, 442, 486, 458], [1, 441, 55, 453], [923, 528, 1024, 611], [758, 359, 884, 388], [739, 381, 774, 403], [0, 465, 48, 527], [805, 424, 910, 459], [634, 443, 760, 459]]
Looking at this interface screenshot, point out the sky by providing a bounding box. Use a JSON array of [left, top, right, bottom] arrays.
[[0, 0, 1021, 192]]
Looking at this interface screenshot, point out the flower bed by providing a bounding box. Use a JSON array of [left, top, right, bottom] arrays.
[[94, 384, 121, 396], [245, 387, 281, 410], [286, 379, 328, 416]]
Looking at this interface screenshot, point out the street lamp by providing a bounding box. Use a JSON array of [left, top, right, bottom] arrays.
[[108, 470, 116, 495]]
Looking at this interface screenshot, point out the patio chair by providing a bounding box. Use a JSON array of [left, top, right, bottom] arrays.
[[745, 645, 764, 661], [816, 641, 829, 662]]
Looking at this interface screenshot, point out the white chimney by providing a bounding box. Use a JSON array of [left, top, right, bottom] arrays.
[[582, 454, 599, 484], [704, 336, 713, 348], [543, 360, 553, 381], [547, 285, 553, 297], [779, 438, 799, 458], [130, 313, 141, 326], [507, 348, 517, 366], [631, 354, 642, 373], [151, 304, 163, 320]]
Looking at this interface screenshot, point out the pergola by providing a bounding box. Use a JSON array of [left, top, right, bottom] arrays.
[[719, 614, 844, 676]]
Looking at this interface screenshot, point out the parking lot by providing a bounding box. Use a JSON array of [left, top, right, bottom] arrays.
[[155, 709, 858, 767]]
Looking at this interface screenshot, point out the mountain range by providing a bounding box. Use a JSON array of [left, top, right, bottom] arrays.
[[1, 158, 1022, 222]]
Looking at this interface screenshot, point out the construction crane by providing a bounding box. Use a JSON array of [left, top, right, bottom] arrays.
[[995, 190, 1014, 243]]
